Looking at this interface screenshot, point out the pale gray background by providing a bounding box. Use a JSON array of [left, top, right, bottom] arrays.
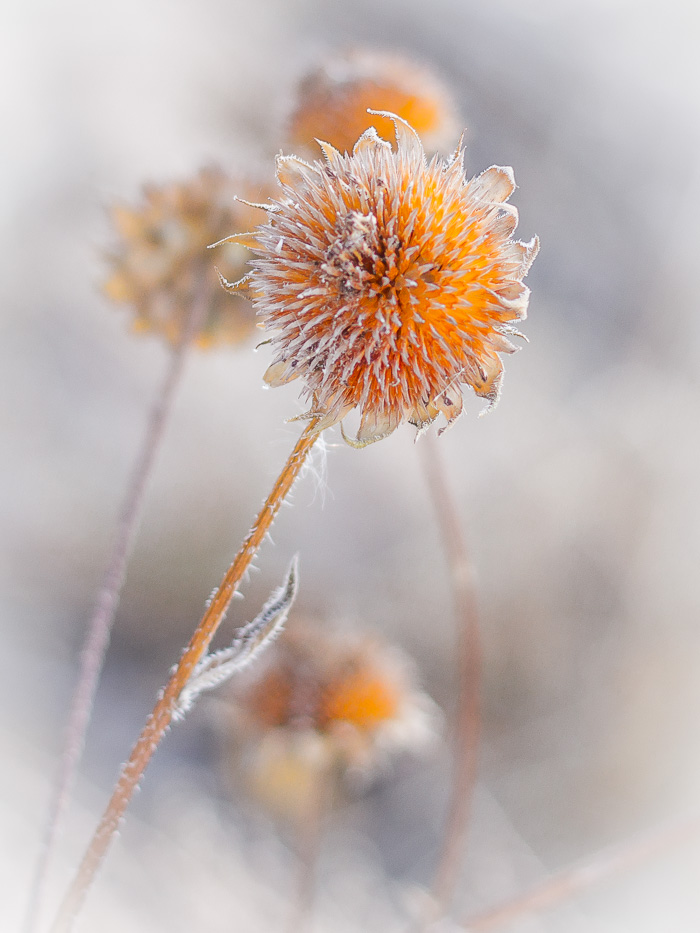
[[3, 0, 700, 929]]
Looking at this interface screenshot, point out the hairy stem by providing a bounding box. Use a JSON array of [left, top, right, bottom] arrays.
[[24, 273, 210, 933], [462, 812, 700, 931], [418, 431, 482, 924], [49, 419, 320, 933]]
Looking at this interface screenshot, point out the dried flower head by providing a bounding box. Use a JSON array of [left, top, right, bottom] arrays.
[[287, 49, 460, 156], [104, 167, 264, 348], [248, 114, 538, 445], [219, 623, 438, 818]]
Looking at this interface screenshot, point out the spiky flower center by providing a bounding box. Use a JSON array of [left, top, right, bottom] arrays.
[[252, 115, 538, 443]]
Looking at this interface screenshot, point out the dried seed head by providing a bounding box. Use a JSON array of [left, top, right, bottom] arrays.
[[287, 49, 460, 156], [251, 115, 539, 445], [219, 623, 438, 818], [104, 167, 264, 348]]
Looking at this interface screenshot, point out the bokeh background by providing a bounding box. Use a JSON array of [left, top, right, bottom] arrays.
[[3, 0, 700, 929]]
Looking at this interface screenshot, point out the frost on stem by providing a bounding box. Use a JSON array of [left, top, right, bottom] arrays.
[[174, 556, 299, 720]]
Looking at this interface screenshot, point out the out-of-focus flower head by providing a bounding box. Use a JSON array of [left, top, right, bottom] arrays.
[[287, 48, 460, 157], [218, 623, 438, 820], [246, 114, 538, 446], [104, 167, 265, 349]]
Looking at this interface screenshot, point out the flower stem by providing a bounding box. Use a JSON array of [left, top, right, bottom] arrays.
[[462, 811, 700, 931], [24, 272, 211, 933], [49, 418, 321, 933], [418, 431, 482, 924], [287, 763, 331, 933]]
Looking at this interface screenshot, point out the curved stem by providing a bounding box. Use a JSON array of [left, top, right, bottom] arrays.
[[462, 812, 700, 931], [24, 274, 210, 933], [418, 431, 483, 924], [49, 419, 321, 933]]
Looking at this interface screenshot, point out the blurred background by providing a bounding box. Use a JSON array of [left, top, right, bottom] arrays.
[[3, 0, 700, 929]]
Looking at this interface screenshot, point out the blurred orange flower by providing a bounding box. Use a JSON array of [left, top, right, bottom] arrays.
[[105, 167, 265, 348], [218, 623, 438, 819], [287, 49, 460, 156]]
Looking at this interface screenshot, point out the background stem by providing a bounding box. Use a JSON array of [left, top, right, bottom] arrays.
[[24, 273, 211, 933], [418, 431, 483, 925], [462, 812, 700, 931], [287, 763, 331, 933]]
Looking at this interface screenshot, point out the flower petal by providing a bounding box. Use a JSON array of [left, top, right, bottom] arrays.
[[352, 126, 392, 158], [263, 360, 300, 387], [368, 109, 424, 160], [316, 139, 346, 171], [470, 165, 516, 203], [433, 387, 464, 435], [473, 355, 504, 410], [356, 407, 402, 444], [277, 155, 317, 189], [517, 235, 540, 276]]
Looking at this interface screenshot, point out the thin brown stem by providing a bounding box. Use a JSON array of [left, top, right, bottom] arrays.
[[49, 418, 321, 933], [418, 431, 482, 926], [462, 812, 700, 931], [287, 764, 331, 933], [24, 273, 211, 933]]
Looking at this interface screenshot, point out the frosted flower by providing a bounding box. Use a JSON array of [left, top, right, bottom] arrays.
[[287, 48, 460, 156], [249, 114, 538, 445], [218, 624, 438, 818], [104, 167, 264, 348]]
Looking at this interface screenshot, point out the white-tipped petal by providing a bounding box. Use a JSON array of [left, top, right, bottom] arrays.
[[368, 109, 424, 159], [498, 281, 528, 303], [316, 139, 345, 169], [341, 407, 400, 447], [474, 165, 516, 203], [434, 387, 464, 426], [473, 356, 504, 410], [492, 202, 519, 236], [263, 360, 299, 387], [489, 333, 519, 354], [311, 403, 353, 433], [409, 400, 438, 430], [277, 155, 316, 189], [356, 407, 401, 442], [517, 235, 540, 276], [352, 126, 392, 158]]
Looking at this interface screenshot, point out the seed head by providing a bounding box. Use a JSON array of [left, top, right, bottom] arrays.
[[219, 623, 438, 818], [250, 114, 538, 445], [287, 49, 460, 156], [104, 167, 263, 348]]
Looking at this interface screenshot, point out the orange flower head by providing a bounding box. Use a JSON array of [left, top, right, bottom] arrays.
[[287, 49, 460, 156], [104, 167, 263, 349], [250, 113, 538, 445]]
